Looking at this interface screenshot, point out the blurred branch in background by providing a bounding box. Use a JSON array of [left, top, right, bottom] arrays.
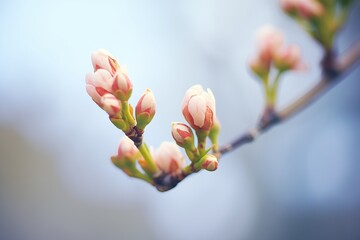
[[219, 39, 360, 155]]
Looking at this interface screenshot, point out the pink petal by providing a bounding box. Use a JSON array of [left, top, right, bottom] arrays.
[[86, 84, 101, 104], [188, 95, 207, 128]]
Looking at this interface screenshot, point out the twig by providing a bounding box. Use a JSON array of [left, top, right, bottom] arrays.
[[219, 40, 360, 156]]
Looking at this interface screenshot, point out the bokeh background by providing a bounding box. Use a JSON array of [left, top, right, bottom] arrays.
[[1, 0, 360, 239]]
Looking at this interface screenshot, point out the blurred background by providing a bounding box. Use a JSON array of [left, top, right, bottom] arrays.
[[1, 0, 360, 239]]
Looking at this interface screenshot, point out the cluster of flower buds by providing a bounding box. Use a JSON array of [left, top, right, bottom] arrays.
[[86, 49, 156, 133], [280, 0, 324, 19], [249, 26, 306, 111], [250, 25, 305, 79], [171, 85, 220, 172], [87, 50, 163, 185], [87, 52, 220, 190], [280, 0, 355, 48], [108, 85, 220, 191]]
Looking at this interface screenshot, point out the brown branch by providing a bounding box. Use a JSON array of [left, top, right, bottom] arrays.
[[158, 40, 360, 192], [219, 40, 360, 156]]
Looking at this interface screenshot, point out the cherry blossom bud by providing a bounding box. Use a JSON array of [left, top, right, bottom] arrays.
[[249, 56, 270, 79], [85, 69, 114, 103], [171, 122, 195, 149], [86, 74, 102, 105], [194, 154, 218, 172], [182, 85, 216, 132], [112, 67, 133, 101], [111, 137, 140, 175], [100, 94, 121, 117], [280, 0, 324, 19], [274, 45, 306, 71], [91, 49, 119, 76], [280, 0, 297, 13], [135, 89, 156, 130], [297, 0, 324, 18], [117, 136, 140, 160], [256, 26, 284, 61], [154, 142, 185, 176]]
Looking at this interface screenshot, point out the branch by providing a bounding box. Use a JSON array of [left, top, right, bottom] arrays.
[[219, 40, 360, 156]]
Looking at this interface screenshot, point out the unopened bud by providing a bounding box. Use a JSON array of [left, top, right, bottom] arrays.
[[112, 67, 133, 101], [182, 85, 216, 132], [274, 45, 306, 71], [194, 154, 218, 172], [171, 122, 195, 149], [111, 137, 140, 173], [256, 25, 284, 61], [117, 136, 140, 160], [135, 89, 156, 130], [154, 142, 185, 176], [100, 94, 121, 117], [249, 56, 270, 79], [280, 0, 324, 19], [91, 49, 120, 76]]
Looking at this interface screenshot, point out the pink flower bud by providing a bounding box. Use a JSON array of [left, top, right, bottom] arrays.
[[86, 69, 114, 99], [135, 89, 156, 130], [274, 45, 306, 71], [201, 154, 218, 171], [298, 0, 324, 18], [182, 85, 216, 132], [154, 142, 185, 176], [280, 0, 324, 19], [112, 67, 133, 101], [100, 94, 121, 117], [117, 136, 139, 160], [256, 26, 284, 62], [280, 0, 297, 12], [249, 55, 271, 78], [86, 74, 102, 105], [91, 49, 120, 76], [171, 122, 195, 148]]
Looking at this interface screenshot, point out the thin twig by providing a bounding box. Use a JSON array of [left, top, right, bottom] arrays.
[[219, 40, 360, 156]]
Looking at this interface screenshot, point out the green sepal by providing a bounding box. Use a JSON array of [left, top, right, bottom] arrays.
[[209, 121, 220, 144], [136, 112, 154, 131], [114, 88, 133, 102], [110, 117, 127, 131]]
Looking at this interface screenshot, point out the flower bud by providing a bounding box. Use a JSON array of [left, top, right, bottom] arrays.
[[117, 136, 140, 160], [111, 137, 140, 173], [154, 142, 185, 176], [280, 0, 324, 19], [280, 0, 297, 13], [86, 74, 102, 105], [297, 0, 324, 18], [112, 67, 133, 101], [171, 122, 195, 149], [182, 85, 216, 132], [91, 49, 119, 76], [194, 154, 218, 171], [135, 89, 156, 130], [249, 56, 270, 79], [256, 25, 284, 61], [273, 45, 305, 71], [85, 69, 114, 104], [100, 94, 121, 117]]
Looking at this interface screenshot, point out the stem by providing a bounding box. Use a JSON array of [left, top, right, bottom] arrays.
[[182, 164, 196, 176], [138, 143, 158, 176], [219, 39, 360, 155], [132, 170, 154, 184], [122, 101, 136, 126]]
